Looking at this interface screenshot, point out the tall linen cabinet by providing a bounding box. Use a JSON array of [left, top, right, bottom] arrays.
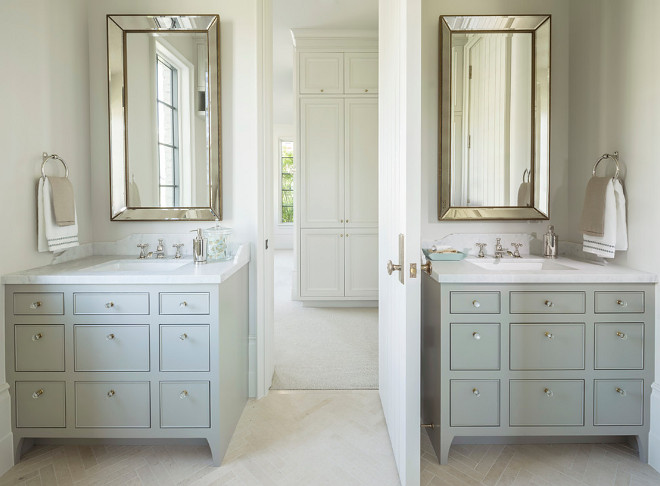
[[292, 30, 379, 302]]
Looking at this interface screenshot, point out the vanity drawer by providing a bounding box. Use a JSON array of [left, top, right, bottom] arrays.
[[13, 292, 64, 315], [450, 323, 500, 370], [160, 382, 210, 428], [594, 380, 643, 426], [159, 293, 210, 315], [74, 325, 149, 371], [75, 382, 150, 428], [73, 292, 149, 315], [510, 380, 584, 426], [450, 292, 500, 314], [594, 322, 644, 370], [450, 380, 499, 427], [160, 325, 210, 371], [14, 325, 65, 372], [510, 291, 585, 314], [510, 323, 585, 370], [15, 381, 66, 428], [595, 291, 644, 313]]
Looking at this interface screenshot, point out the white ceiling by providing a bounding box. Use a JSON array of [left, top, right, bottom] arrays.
[[272, 0, 378, 126]]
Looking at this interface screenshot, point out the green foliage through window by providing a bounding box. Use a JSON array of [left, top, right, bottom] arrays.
[[281, 141, 294, 223]]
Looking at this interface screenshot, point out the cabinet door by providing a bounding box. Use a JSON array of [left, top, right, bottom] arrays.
[[345, 99, 378, 227], [300, 98, 344, 227], [300, 229, 344, 297], [344, 53, 378, 93], [345, 228, 378, 298], [299, 52, 343, 94]]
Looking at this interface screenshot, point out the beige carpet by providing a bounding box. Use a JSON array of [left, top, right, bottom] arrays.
[[271, 250, 378, 390]]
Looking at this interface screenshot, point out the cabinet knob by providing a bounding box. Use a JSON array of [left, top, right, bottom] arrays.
[[320, 89, 324, 92], [32, 389, 44, 399], [472, 300, 481, 308], [180, 301, 188, 308], [29, 301, 42, 310], [180, 390, 189, 399], [616, 331, 627, 340], [544, 332, 554, 339], [340, 234, 344, 238], [616, 299, 627, 307], [346, 234, 349, 237], [472, 332, 481, 340], [544, 300, 553, 307], [544, 388, 553, 398], [615, 387, 627, 396], [32, 333, 43, 341], [106, 333, 115, 341], [105, 302, 115, 309], [472, 388, 480, 398], [179, 333, 188, 341], [345, 219, 349, 223], [107, 390, 115, 398], [364, 89, 368, 92], [340, 219, 344, 223]]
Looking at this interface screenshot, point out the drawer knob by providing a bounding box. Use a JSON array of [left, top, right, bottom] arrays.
[[544, 332, 554, 339], [616, 387, 627, 396], [472, 332, 481, 340], [180, 390, 189, 399], [472, 300, 481, 308], [29, 301, 42, 310], [105, 302, 115, 309], [544, 300, 553, 307], [32, 333, 43, 341], [320, 89, 324, 92], [364, 89, 369, 92], [107, 390, 115, 398], [544, 388, 554, 398], [616, 299, 628, 307], [179, 333, 188, 341], [180, 301, 188, 308], [106, 333, 116, 341], [32, 389, 44, 399], [616, 331, 627, 340], [472, 388, 480, 398]]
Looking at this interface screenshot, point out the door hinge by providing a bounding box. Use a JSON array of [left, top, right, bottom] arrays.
[[265, 239, 269, 250], [468, 135, 471, 149]]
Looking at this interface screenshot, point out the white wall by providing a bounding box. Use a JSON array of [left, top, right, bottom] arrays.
[[0, 0, 92, 473], [421, 0, 571, 248], [567, 0, 660, 468]]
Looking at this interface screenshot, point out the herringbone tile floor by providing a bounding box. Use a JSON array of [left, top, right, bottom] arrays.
[[1, 390, 659, 485]]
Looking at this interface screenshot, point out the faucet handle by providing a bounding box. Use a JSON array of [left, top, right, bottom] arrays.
[[172, 243, 184, 259], [157, 238, 165, 251], [137, 243, 149, 259], [511, 242, 523, 258], [476, 243, 487, 258]]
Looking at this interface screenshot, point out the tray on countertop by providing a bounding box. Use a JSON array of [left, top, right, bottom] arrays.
[[422, 249, 466, 261]]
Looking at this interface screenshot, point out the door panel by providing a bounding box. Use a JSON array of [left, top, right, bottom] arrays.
[[300, 229, 345, 297], [345, 228, 378, 297]]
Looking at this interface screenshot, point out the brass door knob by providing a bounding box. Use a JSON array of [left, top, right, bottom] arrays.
[[421, 260, 432, 276], [387, 260, 402, 275]]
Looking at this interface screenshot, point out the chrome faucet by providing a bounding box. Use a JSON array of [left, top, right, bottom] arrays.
[[155, 239, 166, 259], [510, 242, 523, 258], [476, 243, 487, 258], [172, 243, 184, 259], [494, 238, 506, 259], [137, 243, 152, 259]]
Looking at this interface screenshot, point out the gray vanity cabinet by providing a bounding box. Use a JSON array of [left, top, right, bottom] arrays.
[[422, 276, 655, 465], [5, 266, 248, 466]]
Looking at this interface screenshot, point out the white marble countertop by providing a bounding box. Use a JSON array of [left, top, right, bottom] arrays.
[[429, 255, 658, 284], [2, 244, 250, 285]]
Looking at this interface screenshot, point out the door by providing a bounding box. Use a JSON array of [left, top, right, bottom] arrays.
[[379, 0, 422, 484], [345, 228, 378, 298], [300, 229, 345, 297]]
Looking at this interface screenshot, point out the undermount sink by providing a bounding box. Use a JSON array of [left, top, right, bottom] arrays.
[[466, 257, 577, 272], [83, 259, 190, 273]]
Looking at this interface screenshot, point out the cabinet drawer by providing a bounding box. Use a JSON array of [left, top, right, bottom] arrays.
[[594, 380, 643, 426], [15, 325, 65, 372], [510, 291, 585, 314], [13, 292, 63, 315], [344, 53, 378, 93], [74, 326, 149, 371], [450, 380, 499, 427], [160, 325, 210, 371], [15, 381, 66, 428], [450, 292, 500, 314], [160, 382, 210, 428], [299, 52, 343, 94], [510, 380, 584, 426], [450, 323, 500, 370], [595, 291, 644, 313], [159, 293, 210, 315], [594, 323, 644, 370], [75, 382, 150, 428], [510, 323, 585, 370], [73, 292, 149, 315]]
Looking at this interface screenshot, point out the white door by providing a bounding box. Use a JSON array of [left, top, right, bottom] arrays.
[[345, 228, 378, 298], [344, 52, 379, 94], [299, 97, 345, 228], [379, 0, 422, 484], [345, 98, 378, 228], [300, 228, 345, 297]]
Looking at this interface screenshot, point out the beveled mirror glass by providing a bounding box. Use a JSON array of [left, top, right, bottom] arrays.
[[439, 15, 550, 220], [107, 14, 221, 221]]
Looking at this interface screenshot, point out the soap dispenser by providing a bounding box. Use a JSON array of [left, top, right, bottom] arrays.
[[543, 225, 558, 259], [192, 228, 208, 264]]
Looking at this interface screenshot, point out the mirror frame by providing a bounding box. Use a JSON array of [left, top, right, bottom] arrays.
[[107, 14, 222, 221], [438, 15, 551, 221]]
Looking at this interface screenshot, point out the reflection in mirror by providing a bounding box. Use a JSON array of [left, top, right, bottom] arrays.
[[439, 15, 550, 220], [108, 15, 221, 221]]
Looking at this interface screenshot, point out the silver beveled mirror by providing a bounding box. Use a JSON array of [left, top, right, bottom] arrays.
[[107, 14, 221, 221], [439, 15, 550, 220]]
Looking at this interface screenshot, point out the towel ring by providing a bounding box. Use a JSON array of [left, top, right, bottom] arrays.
[[592, 152, 620, 180], [41, 153, 69, 179]]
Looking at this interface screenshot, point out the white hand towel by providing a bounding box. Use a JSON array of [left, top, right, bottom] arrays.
[[582, 178, 627, 258], [613, 179, 628, 251], [38, 177, 79, 253]]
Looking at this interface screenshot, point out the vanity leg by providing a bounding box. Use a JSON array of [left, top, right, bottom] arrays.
[[208, 437, 222, 466], [12, 437, 32, 465], [634, 434, 649, 463], [439, 434, 453, 465]]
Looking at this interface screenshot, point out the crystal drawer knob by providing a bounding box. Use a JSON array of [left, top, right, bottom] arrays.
[[616, 299, 627, 307], [472, 388, 480, 398], [544, 332, 554, 339], [180, 301, 188, 308], [472, 332, 481, 340], [544, 388, 553, 398], [106, 333, 115, 341], [616, 387, 626, 396], [107, 390, 115, 398], [30, 301, 42, 310], [180, 390, 189, 399], [472, 300, 480, 308], [616, 331, 627, 339], [32, 333, 43, 341], [32, 389, 44, 399], [179, 333, 188, 341], [105, 302, 115, 309], [544, 300, 553, 307]]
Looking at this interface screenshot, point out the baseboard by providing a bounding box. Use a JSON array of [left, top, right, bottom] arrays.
[[0, 383, 13, 475], [648, 382, 660, 471], [248, 335, 257, 398], [301, 300, 378, 308]]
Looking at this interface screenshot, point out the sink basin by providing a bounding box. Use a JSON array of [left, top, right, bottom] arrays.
[[83, 259, 190, 273], [466, 257, 577, 272]]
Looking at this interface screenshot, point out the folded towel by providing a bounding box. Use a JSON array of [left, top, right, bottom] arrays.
[[517, 181, 531, 206], [38, 177, 79, 252], [580, 176, 611, 237], [47, 176, 75, 226], [430, 244, 458, 253], [582, 178, 627, 258]]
